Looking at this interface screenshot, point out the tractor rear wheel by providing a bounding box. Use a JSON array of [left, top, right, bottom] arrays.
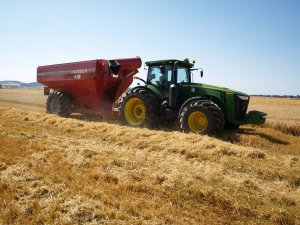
[[46, 92, 74, 117], [179, 100, 225, 135], [119, 89, 159, 128]]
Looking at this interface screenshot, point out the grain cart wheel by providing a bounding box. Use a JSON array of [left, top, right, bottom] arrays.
[[120, 89, 159, 128], [180, 100, 225, 135], [46, 91, 73, 117]]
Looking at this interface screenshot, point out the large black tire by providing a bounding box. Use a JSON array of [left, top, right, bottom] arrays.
[[119, 88, 159, 128], [46, 91, 74, 117], [179, 100, 225, 135], [225, 123, 240, 130]]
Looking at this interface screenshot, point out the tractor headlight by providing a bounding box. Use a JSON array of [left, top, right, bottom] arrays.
[[237, 95, 249, 101]]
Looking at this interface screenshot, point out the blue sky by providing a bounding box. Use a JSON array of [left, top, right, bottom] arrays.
[[0, 0, 299, 95]]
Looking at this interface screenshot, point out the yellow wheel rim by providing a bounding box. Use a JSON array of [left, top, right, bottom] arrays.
[[188, 111, 208, 133], [124, 97, 146, 125]]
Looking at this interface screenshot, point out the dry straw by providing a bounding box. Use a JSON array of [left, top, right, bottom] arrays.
[[0, 106, 299, 224]]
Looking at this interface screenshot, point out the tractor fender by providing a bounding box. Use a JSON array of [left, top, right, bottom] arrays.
[[144, 85, 164, 100], [178, 96, 227, 120], [178, 97, 207, 118], [130, 86, 161, 100], [206, 95, 227, 121]]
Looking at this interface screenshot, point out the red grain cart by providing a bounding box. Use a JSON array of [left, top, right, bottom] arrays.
[[37, 57, 142, 118]]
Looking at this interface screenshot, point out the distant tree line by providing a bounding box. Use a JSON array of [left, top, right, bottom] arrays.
[[251, 94, 300, 99], [0, 81, 43, 89]]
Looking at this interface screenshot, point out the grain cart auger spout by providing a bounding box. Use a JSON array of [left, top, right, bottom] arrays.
[[37, 57, 142, 118]]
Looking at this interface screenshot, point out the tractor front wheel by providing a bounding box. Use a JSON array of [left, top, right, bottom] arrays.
[[179, 100, 225, 135]]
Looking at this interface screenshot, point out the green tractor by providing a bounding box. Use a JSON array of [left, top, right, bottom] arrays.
[[120, 59, 266, 135]]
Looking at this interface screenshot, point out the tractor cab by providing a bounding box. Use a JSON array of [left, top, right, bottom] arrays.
[[144, 59, 196, 106]]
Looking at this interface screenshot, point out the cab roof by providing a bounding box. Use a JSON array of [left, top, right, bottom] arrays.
[[145, 59, 194, 68]]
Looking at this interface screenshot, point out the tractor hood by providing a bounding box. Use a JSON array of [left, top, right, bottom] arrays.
[[188, 83, 249, 97]]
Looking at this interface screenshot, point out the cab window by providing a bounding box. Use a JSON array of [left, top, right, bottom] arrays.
[[177, 67, 189, 83]]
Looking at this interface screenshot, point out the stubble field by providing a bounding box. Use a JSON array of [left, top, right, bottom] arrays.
[[0, 89, 299, 224]]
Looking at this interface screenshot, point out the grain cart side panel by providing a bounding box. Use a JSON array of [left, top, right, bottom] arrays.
[[37, 57, 141, 117], [37, 60, 100, 107]]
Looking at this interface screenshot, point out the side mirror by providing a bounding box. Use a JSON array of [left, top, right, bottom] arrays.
[[191, 68, 204, 77]]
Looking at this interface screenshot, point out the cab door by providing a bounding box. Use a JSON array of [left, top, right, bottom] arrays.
[[176, 66, 191, 104], [147, 65, 173, 99]]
